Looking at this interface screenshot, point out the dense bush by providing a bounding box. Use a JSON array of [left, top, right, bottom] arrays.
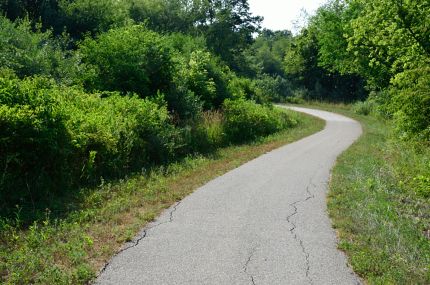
[[0, 70, 299, 216], [352, 100, 375, 116], [254, 75, 293, 103], [0, 74, 179, 214], [60, 0, 130, 38], [223, 99, 296, 143], [0, 75, 72, 210], [0, 1, 305, 222], [174, 50, 232, 110], [0, 16, 79, 83], [389, 68, 430, 141], [79, 24, 173, 96], [227, 77, 258, 101]]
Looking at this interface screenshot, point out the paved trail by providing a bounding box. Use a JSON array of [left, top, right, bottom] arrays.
[[97, 107, 362, 285]]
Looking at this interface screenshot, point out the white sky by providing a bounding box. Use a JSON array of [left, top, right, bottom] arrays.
[[248, 0, 327, 33]]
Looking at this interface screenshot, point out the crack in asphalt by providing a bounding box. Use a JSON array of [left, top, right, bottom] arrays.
[[96, 201, 182, 278], [286, 180, 316, 285], [243, 247, 257, 285]]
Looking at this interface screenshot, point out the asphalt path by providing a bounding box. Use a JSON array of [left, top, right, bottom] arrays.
[[97, 106, 363, 285]]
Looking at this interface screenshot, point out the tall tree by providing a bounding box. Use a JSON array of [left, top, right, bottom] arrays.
[[199, 0, 263, 70]]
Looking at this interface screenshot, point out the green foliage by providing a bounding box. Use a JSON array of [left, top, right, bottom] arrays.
[[223, 99, 296, 143], [283, 27, 367, 102], [389, 67, 430, 141], [227, 76, 257, 100], [226, 75, 293, 105], [254, 75, 293, 103], [79, 24, 173, 96], [59, 0, 131, 38], [246, 29, 292, 77], [0, 74, 179, 217], [352, 101, 375, 116], [0, 75, 72, 213], [174, 50, 231, 110], [0, 16, 79, 83], [0, 0, 62, 32], [347, 0, 429, 86], [128, 0, 196, 33], [199, 0, 262, 70]]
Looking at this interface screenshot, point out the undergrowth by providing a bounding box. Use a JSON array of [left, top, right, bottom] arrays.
[[0, 110, 323, 284]]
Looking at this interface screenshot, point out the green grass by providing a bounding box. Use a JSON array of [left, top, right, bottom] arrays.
[[301, 102, 430, 284], [0, 110, 324, 284]]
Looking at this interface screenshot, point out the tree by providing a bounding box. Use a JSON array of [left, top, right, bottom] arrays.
[[245, 29, 293, 77], [0, 0, 62, 32], [128, 0, 196, 33], [59, 0, 130, 38], [197, 0, 263, 70], [346, 0, 430, 88]]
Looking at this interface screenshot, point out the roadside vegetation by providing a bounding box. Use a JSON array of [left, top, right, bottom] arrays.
[[0, 0, 428, 284], [304, 102, 430, 284], [0, 0, 320, 283], [0, 111, 323, 284], [289, 0, 429, 283]]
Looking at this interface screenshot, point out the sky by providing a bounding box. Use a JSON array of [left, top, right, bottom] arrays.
[[248, 0, 327, 33]]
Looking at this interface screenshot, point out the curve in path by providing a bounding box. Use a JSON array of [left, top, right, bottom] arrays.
[[97, 106, 362, 285]]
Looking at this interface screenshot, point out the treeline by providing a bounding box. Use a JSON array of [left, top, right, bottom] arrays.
[[289, 0, 429, 141], [1, 0, 428, 219], [0, 0, 300, 220]]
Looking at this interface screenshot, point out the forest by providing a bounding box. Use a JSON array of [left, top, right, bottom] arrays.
[[0, 0, 429, 284]]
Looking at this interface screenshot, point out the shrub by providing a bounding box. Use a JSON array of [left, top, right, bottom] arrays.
[[389, 67, 430, 141], [223, 99, 296, 143], [175, 50, 217, 109], [79, 24, 173, 97], [0, 16, 79, 83], [0, 76, 72, 210], [59, 90, 179, 181], [227, 76, 258, 100], [253, 75, 293, 103], [352, 100, 375, 116], [174, 50, 232, 110], [0, 74, 179, 216], [183, 111, 226, 153], [59, 0, 130, 38], [366, 90, 392, 119]]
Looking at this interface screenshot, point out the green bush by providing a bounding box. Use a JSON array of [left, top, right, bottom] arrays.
[[0, 75, 72, 210], [227, 76, 258, 100], [0, 74, 179, 216], [79, 24, 173, 97], [59, 0, 130, 38], [227, 75, 293, 105], [0, 16, 79, 83], [253, 75, 293, 103], [0, 73, 300, 217], [352, 100, 375, 116], [59, 90, 179, 180], [223, 99, 296, 143], [173, 50, 232, 110], [389, 67, 430, 141], [183, 111, 226, 153]]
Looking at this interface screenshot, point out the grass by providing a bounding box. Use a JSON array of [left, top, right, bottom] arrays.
[[0, 110, 324, 284], [300, 102, 430, 284]]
